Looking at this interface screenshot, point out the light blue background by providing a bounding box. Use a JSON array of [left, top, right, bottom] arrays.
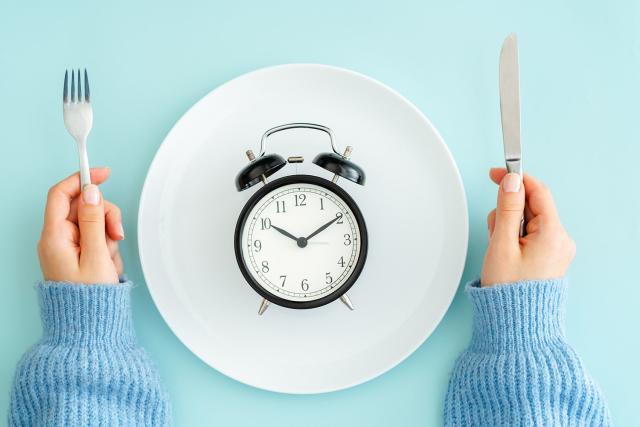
[[1, 1, 638, 425]]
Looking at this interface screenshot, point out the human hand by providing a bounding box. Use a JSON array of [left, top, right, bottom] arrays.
[[38, 168, 125, 284], [481, 168, 576, 286]]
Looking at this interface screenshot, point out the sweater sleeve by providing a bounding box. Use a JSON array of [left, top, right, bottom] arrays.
[[8, 281, 171, 426], [444, 278, 610, 427]]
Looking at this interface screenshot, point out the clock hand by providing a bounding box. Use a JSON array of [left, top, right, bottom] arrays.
[[272, 224, 309, 248], [306, 216, 340, 241], [270, 224, 299, 242]]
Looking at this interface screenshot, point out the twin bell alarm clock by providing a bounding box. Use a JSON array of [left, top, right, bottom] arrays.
[[234, 123, 368, 315]]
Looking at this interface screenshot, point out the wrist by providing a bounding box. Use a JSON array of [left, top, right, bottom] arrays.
[[37, 280, 135, 346], [466, 277, 567, 353]]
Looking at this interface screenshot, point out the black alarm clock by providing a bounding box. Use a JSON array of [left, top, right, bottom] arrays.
[[234, 123, 368, 315]]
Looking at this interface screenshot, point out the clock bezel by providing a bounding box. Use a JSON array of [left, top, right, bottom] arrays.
[[234, 174, 368, 309]]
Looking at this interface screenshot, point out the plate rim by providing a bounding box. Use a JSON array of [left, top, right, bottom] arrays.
[[137, 63, 469, 394]]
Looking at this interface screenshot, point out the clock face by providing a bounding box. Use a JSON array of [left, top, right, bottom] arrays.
[[235, 175, 367, 309]]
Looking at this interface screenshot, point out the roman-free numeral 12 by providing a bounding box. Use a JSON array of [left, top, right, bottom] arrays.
[[295, 194, 307, 206]]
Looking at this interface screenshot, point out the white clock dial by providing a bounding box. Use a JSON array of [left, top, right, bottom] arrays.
[[238, 179, 364, 304]]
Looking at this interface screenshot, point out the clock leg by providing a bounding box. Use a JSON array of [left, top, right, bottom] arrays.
[[258, 298, 270, 315], [340, 294, 354, 311]]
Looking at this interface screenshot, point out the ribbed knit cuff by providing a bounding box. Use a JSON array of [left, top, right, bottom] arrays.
[[466, 278, 567, 353], [37, 281, 136, 346]]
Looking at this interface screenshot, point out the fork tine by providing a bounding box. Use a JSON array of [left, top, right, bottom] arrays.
[[71, 70, 76, 103], [84, 69, 90, 102], [77, 69, 82, 102], [63, 70, 69, 103]]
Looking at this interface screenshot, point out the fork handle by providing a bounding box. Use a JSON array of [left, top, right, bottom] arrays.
[[77, 139, 91, 188]]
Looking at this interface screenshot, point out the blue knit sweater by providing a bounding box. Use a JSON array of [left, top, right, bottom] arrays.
[[444, 278, 610, 426], [8, 281, 171, 426], [9, 279, 609, 426]]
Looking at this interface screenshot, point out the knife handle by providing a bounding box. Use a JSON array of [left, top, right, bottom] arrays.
[[517, 216, 525, 237], [506, 159, 526, 237], [505, 158, 522, 176]]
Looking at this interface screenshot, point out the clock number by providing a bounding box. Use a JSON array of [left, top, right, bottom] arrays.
[[276, 201, 286, 213], [301, 279, 309, 291], [261, 261, 269, 273], [319, 198, 325, 210], [253, 240, 262, 252], [325, 272, 333, 284], [295, 194, 307, 207], [338, 256, 345, 268], [280, 275, 287, 287], [261, 218, 272, 230], [336, 212, 344, 224], [344, 234, 352, 246]]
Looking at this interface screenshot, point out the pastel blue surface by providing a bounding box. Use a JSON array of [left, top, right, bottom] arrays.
[[1, 1, 637, 425]]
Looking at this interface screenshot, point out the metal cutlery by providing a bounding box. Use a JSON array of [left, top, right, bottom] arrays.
[[63, 69, 93, 188], [499, 33, 525, 236]]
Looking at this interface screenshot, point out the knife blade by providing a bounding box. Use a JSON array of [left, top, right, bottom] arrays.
[[499, 33, 522, 176], [499, 32, 525, 235]]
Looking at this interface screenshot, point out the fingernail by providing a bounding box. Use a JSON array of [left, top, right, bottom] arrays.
[[502, 173, 521, 193], [82, 184, 101, 205], [118, 223, 125, 239]]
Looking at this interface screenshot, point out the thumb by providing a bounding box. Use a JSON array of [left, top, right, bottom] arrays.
[[78, 184, 109, 260], [493, 173, 525, 245]]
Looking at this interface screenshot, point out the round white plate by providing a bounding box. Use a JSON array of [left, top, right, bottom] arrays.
[[138, 64, 468, 394]]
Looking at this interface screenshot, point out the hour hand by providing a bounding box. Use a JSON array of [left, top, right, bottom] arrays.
[[272, 224, 309, 248], [271, 224, 299, 242]]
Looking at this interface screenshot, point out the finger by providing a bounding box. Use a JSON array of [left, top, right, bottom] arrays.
[[68, 199, 124, 241], [487, 209, 496, 238], [493, 173, 525, 248], [491, 168, 530, 224], [105, 202, 125, 240], [520, 174, 559, 220], [489, 168, 559, 221], [113, 251, 124, 277], [525, 215, 542, 235], [107, 238, 125, 277], [524, 203, 534, 223], [489, 167, 508, 185], [107, 238, 119, 258], [77, 184, 109, 262], [44, 168, 111, 232]]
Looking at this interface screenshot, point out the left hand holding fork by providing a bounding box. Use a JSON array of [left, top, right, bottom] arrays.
[[38, 167, 125, 284]]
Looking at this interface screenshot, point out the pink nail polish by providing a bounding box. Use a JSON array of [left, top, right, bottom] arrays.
[[82, 184, 101, 205], [502, 173, 521, 193]]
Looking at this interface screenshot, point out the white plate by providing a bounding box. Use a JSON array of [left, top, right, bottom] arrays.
[[138, 64, 468, 394]]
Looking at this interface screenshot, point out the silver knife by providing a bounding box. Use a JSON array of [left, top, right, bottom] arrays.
[[499, 32, 525, 236]]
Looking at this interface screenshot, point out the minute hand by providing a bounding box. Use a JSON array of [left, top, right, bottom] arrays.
[[306, 216, 340, 240]]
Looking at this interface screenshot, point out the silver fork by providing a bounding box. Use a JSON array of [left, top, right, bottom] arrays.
[[63, 69, 93, 188]]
